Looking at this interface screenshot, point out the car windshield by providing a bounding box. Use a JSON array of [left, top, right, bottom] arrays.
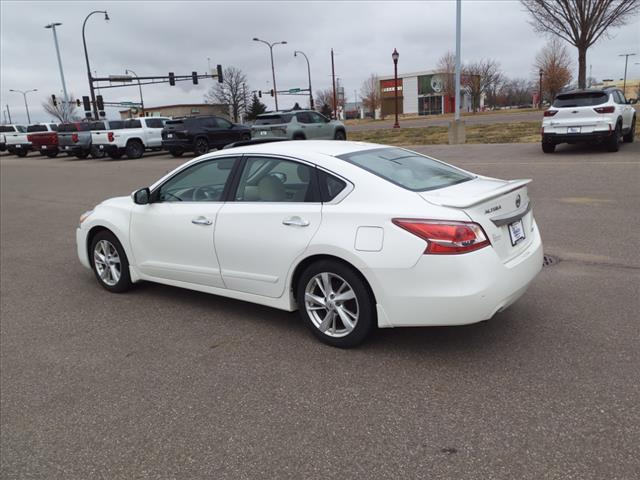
[[27, 125, 49, 132], [553, 92, 608, 108], [337, 147, 474, 192], [254, 114, 293, 125]]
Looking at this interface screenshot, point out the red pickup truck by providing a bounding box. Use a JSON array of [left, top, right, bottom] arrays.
[[27, 123, 59, 157]]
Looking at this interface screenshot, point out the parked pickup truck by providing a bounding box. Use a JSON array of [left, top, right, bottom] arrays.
[[1, 125, 23, 152], [4, 124, 31, 157], [92, 117, 169, 159], [27, 123, 59, 157]]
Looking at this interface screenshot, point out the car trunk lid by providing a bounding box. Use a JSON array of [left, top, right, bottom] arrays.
[[418, 177, 534, 262]]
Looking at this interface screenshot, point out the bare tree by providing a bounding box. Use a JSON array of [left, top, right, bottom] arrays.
[[462, 59, 502, 112], [315, 89, 334, 117], [521, 0, 639, 88], [437, 51, 456, 99], [360, 74, 381, 118], [204, 66, 248, 122], [42, 94, 79, 123], [497, 78, 535, 107], [535, 38, 573, 102]]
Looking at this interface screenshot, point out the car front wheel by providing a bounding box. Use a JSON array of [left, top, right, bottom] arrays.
[[541, 141, 555, 153], [296, 260, 375, 348], [193, 137, 209, 156], [90, 231, 132, 293], [334, 129, 346, 140]]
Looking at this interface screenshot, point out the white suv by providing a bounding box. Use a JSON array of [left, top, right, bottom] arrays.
[[541, 88, 636, 153]]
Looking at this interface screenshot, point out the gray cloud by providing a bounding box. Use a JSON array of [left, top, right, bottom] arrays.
[[1, 0, 638, 123]]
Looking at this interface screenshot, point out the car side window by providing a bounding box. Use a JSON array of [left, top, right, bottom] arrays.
[[310, 112, 328, 123], [204, 118, 219, 128], [318, 170, 347, 202], [145, 118, 165, 128], [296, 112, 313, 124], [157, 157, 237, 202], [235, 157, 315, 202], [217, 118, 232, 128], [617, 91, 627, 104]]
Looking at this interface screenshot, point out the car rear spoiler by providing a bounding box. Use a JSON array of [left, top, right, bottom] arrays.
[[438, 179, 532, 209], [223, 138, 288, 149]]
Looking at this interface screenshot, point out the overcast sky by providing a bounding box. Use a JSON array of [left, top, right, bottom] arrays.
[[1, 0, 638, 124]]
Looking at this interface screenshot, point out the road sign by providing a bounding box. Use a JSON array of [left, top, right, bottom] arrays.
[[288, 88, 301, 93]]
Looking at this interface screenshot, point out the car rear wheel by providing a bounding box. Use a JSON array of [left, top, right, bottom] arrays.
[[109, 150, 123, 160], [16, 150, 28, 157], [45, 151, 58, 158], [193, 137, 209, 156], [623, 117, 635, 143], [296, 260, 375, 348], [168, 148, 184, 157], [126, 140, 144, 159], [90, 231, 132, 293], [75, 150, 89, 159], [292, 133, 306, 140], [334, 129, 346, 140], [606, 123, 621, 152], [91, 146, 106, 159], [541, 141, 555, 153]]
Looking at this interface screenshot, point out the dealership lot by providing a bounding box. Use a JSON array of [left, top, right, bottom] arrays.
[[1, 143, 639, 478]]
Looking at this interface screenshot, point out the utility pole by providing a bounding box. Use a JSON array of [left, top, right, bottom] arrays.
[[6, 105, 12, 124], [619, 53, 636, 95], [331, 48, 337, 119], [449, 0, 465, 144], [45, 22, 69, 106]]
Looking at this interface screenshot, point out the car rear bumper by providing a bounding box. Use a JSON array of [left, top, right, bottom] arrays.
[[543, 130, 612, 144], [94, 144, 120, 155], [370, 220, 543, 327], [60, 145, 90, 154], [162, 139, 192, 150]]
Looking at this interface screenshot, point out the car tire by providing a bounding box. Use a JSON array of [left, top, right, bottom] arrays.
[[622, 117, 635, 143], [16, 150, 28, 157], [75, 150, 89, 159], [90, 230, 132, 293], [541, 141, 555, 153], [45, 151, 58, 158], [606, 123, 621, 152], [241, 133, 251, 141], [334, 129, 347, 140], [193, 137, 209, 156], [292, 133, 306, 140], [168, 148, 184, 157], [91, 146, 106, 159], [109, 150, 123, 160], [126, 140, 144, 159], [296, 260, 375, 348]]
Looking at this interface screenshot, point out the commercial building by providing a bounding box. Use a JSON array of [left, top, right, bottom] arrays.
[[119, 103, 229, 119], [378, 70, 475, 117]]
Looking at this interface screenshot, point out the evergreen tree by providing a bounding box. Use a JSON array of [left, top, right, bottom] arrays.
[[246, 93, 267, 121]]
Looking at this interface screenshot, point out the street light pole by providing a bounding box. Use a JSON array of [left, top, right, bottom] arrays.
[[619, 53, 636, 96], [9, 89, 38, 124], [44, 22, 69, 107], [392, 48, 400, 128], [82, 10, 109, 120], [253, 37, 287, 111], [539, 69, 543, 109], [125, 69, 145, 117], [294, 50, 314, 109]]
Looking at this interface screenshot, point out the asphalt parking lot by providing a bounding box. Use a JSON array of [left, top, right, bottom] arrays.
[[1, 141, 639, 479]]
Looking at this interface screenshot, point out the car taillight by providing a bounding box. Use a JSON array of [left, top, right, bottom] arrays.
[[27, 134, 33, 142], [543, 110, 557, 117], [107, 132, 114, 142], [392, 219, 490, 254], [71, 133, 79, 143], [594, 106, 615, 114]]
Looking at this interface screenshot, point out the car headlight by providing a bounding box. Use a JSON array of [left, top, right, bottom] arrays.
[[79, 210, 93, 225]]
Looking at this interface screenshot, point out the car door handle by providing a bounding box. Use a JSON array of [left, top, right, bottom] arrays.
[[191, 216, 212, 226], [282, 216, 310, 227]]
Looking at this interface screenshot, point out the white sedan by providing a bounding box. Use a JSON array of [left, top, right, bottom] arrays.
[[77, 140, 543, 347]]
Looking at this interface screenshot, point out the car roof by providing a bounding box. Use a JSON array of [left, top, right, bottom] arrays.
[[557, 88, 613, 96], [216, 140, 384, 159]]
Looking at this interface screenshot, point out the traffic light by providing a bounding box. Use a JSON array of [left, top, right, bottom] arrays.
[[258, 90, 262, 98], [76, 99, 81, 107], [169, 72, 175, 86], [96, 95, 104, 111], [216, 64, 223, 83], [82, 96, 91, 112], [192, 71, 198, 84], [270, 89, 274, 97], [51, 94, 57, 107]]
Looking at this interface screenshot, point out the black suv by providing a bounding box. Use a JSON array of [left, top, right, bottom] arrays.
[[161, 116, 251, 157]]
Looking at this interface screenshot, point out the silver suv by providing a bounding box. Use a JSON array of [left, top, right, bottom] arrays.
[[251, 110, 347, 141]]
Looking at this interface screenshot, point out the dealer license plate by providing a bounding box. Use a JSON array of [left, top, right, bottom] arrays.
[[167, 133, 174, 138], [568, 126, 581, 134], [15, 145, 22, 148], [508, 219, 526, 246], [99, 145, 104, 150], [260, 131, 267, 136], [42, 146, 47, 150]]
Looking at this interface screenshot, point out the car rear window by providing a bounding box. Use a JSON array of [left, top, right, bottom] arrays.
[[27, 125, 48, 132], [57, 124, 78, 132], [337, 147, 474, 192], [0, 126, 15, 132], [553, 92, 608, 108], [254, 114, 293, 125], [108, 121, 125, 130], [124, 120, 142, 128], [90, 122, 106, 131]]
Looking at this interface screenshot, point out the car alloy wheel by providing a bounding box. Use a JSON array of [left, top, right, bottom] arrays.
[[304, 272, 359, 338], [93, 239, 121, 286], [194, 138, 209, 156]]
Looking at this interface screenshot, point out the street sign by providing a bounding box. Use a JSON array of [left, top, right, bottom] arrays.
[[288, 88, 301, 93], [108, 75, 133, 82]]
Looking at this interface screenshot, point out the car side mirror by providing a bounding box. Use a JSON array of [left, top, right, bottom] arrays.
[[133, 187, 151, 205]]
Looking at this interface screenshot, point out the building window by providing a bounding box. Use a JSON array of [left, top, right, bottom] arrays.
[[191, 108, 200, 114]]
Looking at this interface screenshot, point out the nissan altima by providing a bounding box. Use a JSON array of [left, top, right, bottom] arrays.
[[77, 140, 543, 347]]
